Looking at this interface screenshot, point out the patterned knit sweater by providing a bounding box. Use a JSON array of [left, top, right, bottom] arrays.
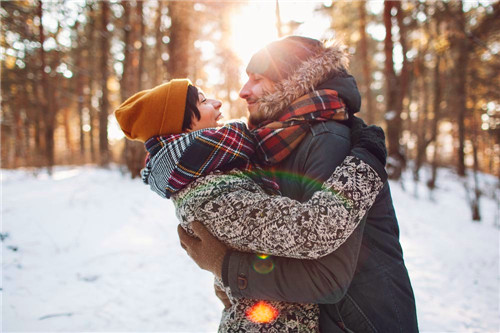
[[142, 122, 384, 332]]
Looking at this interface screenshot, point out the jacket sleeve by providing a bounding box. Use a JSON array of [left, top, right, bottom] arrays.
[[223, 124, 373, 304], [174, 153, 385, 261]]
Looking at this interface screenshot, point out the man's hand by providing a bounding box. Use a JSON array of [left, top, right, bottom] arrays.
[[214, 283, 232, 309], [177, 222, 228, 279]]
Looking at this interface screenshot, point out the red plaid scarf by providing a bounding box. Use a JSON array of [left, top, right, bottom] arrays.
[[252, 89, 348, 165], [143, 122, 279, 197]]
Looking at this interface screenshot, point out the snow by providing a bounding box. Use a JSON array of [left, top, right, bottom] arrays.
[[2, 165, 499, 333]]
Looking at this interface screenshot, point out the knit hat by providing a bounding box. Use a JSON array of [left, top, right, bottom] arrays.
[[246, 36, 323, 82], [115, 79, 192, 142]]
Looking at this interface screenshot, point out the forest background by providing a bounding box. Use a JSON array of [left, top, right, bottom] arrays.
[[1, 0, 499, 221]]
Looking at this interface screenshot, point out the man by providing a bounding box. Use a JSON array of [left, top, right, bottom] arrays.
[[179, 36, 418, 332]]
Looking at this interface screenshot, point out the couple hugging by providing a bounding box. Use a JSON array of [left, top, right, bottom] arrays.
[[115, 36, 418, 332]]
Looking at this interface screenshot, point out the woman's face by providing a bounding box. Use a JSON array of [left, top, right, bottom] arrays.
[[189, 91, 223, 131]]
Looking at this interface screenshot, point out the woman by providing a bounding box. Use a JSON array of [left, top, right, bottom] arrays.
[[115, 79, 386, 332]]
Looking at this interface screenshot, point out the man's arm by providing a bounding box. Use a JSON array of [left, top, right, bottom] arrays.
[[223, 219, 365, 303], [223, 124, 363, 303]]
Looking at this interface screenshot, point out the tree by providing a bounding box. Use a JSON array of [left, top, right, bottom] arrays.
[[98, 0, 110, 166], [154, 0, 165, 85], [119, 0, 146, 178], [166, 1, 194, 79], [383, 0, 409, 180], [358, 1, 375, 124], [86, 2, 98, 163], [453, 1, 469, 177], [37, 0, 57, 173]]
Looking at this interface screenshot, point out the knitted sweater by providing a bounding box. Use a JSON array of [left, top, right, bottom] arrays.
[[142, 122, 385, 332]]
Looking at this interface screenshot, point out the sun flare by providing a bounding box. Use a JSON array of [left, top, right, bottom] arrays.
[[229, 3, 279, 69]]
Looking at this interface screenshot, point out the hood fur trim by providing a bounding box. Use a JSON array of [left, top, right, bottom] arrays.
[[257, 40, 350, 122]]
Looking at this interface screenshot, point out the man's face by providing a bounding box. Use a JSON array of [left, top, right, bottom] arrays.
[[239, 72, 276, 127]]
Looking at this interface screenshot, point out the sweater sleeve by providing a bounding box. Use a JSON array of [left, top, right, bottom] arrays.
[[174, 153, 384, 261], [222, 123, 371, 304]]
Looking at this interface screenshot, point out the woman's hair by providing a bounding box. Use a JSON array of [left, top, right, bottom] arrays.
[[182, 84, 201, 131]]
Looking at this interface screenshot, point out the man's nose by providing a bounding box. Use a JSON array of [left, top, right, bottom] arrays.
[[239, 82, 251, 99]]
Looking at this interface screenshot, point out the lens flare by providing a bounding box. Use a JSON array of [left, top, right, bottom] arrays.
[[257, 169, 350, 197], [269, 169, 351, 205], [245, 301, 279, 324], [252, 254, 275, 274]]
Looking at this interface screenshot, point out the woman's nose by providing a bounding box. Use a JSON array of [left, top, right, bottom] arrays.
[[213, 99, 222, 109]]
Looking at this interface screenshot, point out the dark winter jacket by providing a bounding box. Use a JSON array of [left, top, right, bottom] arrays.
[[222, 41, 418, 332], [223, 120, 418, 332]]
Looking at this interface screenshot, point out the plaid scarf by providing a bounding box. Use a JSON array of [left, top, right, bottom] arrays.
[[252, 89, 348, 165], [142, 122, 279, 198]]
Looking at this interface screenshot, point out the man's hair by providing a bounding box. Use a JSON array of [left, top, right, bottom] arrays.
[[246, 36, 323, 82], [182, 84, 201, 131]]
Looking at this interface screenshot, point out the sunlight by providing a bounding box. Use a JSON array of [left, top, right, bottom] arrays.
[[228, 1, 331, 80], [108, 115, 125, 141], [229, 2, 278, 68]]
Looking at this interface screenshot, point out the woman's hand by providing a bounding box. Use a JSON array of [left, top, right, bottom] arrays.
[[349, 115, 387, 166], [177, 222, 228, 279]]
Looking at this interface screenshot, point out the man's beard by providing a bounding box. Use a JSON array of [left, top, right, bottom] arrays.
[[248, 107, 269, 129]]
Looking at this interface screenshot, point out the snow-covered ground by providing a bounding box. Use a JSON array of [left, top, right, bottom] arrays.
[[2, 165, 499, 333]]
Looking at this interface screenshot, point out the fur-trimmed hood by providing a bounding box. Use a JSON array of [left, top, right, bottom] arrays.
[[256, 40, 361, 123]]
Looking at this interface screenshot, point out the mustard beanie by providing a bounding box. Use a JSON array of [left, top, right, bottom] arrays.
[[115, 79, 192, 142]]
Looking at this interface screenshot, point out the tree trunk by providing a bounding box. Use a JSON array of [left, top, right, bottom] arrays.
[[167, 1, 194, 78], [414, 57, 429, 187], [455, 1, 468, 177], [121, 0, 132, 100], [99, 0, 110, 166], [75, 22, 85, 159], [384, 1, 399, 155], [38, 0, 55, 174], [383, 1, 405, 180], [358, 1, 374, 124], [120, 0, 146, 178], [32, 73, 44, 167], [63, 107, 73, 161], [427, 54, 442, 192], [154, 0, 164, 85], [87, 3, 97, 163], [395, 1, 410, 117], [471, 139, 481, 221], [468, 87, 482, 221], [137, 0, 145, 91]]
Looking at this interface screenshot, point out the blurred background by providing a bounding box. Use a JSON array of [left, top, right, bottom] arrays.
[[2, 1, 499, 186], [1, 1, 500, 332], [3, 1, 499, 223]]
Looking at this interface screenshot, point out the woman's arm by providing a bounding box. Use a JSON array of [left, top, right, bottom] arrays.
[[174, 148, 385, 260]]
